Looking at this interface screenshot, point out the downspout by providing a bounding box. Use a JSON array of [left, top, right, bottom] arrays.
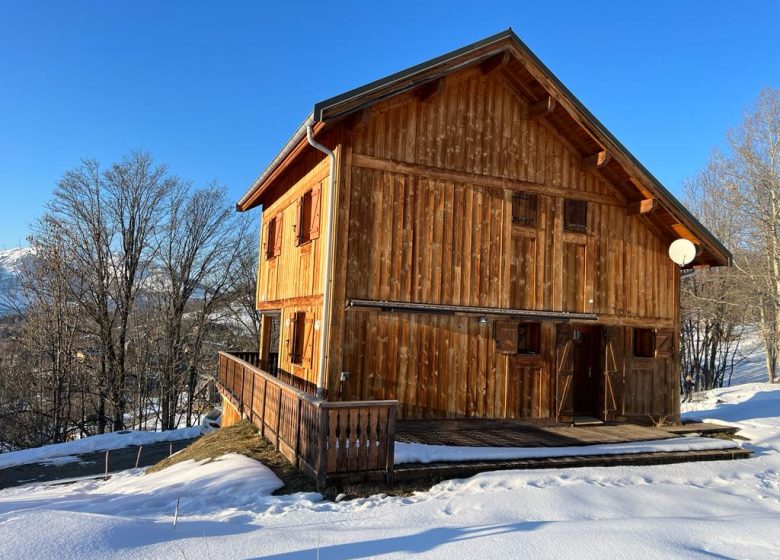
[[307, 125, 335, 399]]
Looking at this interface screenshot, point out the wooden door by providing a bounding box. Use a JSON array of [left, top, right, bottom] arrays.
[[602, 326, 624, 420], [555, 324, 574, 421]]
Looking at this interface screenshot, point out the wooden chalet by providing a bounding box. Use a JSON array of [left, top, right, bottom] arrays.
[[216, 30, 731, 484]]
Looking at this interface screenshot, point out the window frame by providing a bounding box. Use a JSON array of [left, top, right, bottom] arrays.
[[633, 328, 655, 358], [518, 322, 542, 355], [563, 198, 588, 233], [512, 192, 538, 227]]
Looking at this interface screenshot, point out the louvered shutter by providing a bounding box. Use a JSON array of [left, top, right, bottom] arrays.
[[288, 312, 298, 362], [293, 197, 302, 246], [262, 220, 270, 259]]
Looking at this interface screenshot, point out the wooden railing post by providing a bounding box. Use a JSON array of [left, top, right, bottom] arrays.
[[385, 405, 397, 483], [294, 397, 302, 469], [239, 366, 246, 415], [317, 404, 328, 490], [275, 386, 282, 449], [249, 370, 256, 423], [260, 379, 268, 438]]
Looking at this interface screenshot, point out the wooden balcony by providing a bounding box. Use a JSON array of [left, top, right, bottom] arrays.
[[217, 351, 398, 487]]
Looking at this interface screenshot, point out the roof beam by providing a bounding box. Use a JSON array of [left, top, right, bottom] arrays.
[[480, 51, 511, 75], [627, 198, 658, 215], [529, 96, 557, 120], [582, 150, 611, 169], [414, 77, 445, 103]]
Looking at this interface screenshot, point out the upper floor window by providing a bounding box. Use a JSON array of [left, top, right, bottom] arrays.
[[564, 199, 588, 233], [264, 215, 282, 260], [512, 192, 537, 227]]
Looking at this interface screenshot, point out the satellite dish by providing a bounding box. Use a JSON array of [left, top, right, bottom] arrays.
[[668, 239, 697, 267]]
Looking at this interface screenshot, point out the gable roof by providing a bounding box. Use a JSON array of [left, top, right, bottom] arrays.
[[238, 29, 730, 267]]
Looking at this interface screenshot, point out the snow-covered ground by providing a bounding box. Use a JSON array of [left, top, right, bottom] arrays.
[[0, 384, 779, 559]]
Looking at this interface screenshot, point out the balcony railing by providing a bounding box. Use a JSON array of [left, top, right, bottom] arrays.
[[217, 351, 397, 487]]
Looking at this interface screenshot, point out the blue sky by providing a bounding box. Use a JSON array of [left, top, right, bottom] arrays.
[[1, 1, 778, 249]]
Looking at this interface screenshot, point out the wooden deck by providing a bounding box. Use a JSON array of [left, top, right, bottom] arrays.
[[393, 419, 750, 481], [397, 419, 681, 448]]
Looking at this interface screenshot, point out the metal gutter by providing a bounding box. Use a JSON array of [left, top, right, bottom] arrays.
[[347, 299, 599, 322], [306, 125, 336, 399]]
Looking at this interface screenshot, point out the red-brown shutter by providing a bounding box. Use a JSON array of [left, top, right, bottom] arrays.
[[273, 215, 283, 256], [262, 220, 270, 259], [293, 197, 302, 246], [310, 184, 321, 240], [302, 313, 314, 368], [288, 312, 297, 361]]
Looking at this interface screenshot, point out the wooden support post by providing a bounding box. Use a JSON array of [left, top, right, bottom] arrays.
[[529, 96, 556, 119], [627, 198, 658, 215], [239, 366, 246, 415], [582, 150, 611, 169], [104, 450, 109, 481], [135, 446, 143, 469]]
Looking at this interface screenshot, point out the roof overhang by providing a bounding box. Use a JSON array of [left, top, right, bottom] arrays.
[[237, 29, 731, 267]]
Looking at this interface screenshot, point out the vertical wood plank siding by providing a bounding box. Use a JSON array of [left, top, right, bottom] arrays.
[[336, 70, 679, 420]]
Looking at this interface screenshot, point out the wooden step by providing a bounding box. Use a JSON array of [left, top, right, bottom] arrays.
[[392, 448, 752, 482]]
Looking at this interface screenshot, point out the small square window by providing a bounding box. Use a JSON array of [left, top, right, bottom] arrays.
[[564, 199, 587, 233], [512, 192, 537, 226], [633, 328, 655, 358], [518, 323, 541, 354]]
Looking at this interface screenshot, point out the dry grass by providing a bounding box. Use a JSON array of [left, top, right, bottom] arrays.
[[147, 419, 439, 499]]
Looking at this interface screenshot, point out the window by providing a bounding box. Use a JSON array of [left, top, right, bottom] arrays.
[[633, 328, 655, 358], [518, 322, 541, 354], [264, 215, 282, 260], [295, 186, 321, 246], [512, 192, 537, 226], [495, 321, 541, 354], [564, 199, 588, 233]]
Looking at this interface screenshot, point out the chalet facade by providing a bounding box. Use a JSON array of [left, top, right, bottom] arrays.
[[225, 30, 730, 430]]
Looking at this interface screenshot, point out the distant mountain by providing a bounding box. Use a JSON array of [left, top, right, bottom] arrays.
[[0, 247, 35, 316]]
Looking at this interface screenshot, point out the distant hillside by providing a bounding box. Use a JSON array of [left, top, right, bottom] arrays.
[[0, 247, 34, 316]]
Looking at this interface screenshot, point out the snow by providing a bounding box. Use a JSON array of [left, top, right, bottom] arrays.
[[0, 427, 200, 469], [395, 436, 739, 464], [0, 384, 779, 558]]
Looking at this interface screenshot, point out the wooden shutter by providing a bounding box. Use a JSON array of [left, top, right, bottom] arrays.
[[273, 215, 283, 256], [495, 321, 518, 354], [310, 184, 321, 240], [555, 324, 575, 419], [293, 197, 302, 246], [262, 220, 270, 259], [655, 329, 674, 358], [287, 312, 296, 361], [302, 313, 314, 368]]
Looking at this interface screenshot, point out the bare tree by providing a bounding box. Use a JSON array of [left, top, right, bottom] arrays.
[[152, 185, 250, 429], [38, 152, 174, 432], [728, 88, 780, 382]]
